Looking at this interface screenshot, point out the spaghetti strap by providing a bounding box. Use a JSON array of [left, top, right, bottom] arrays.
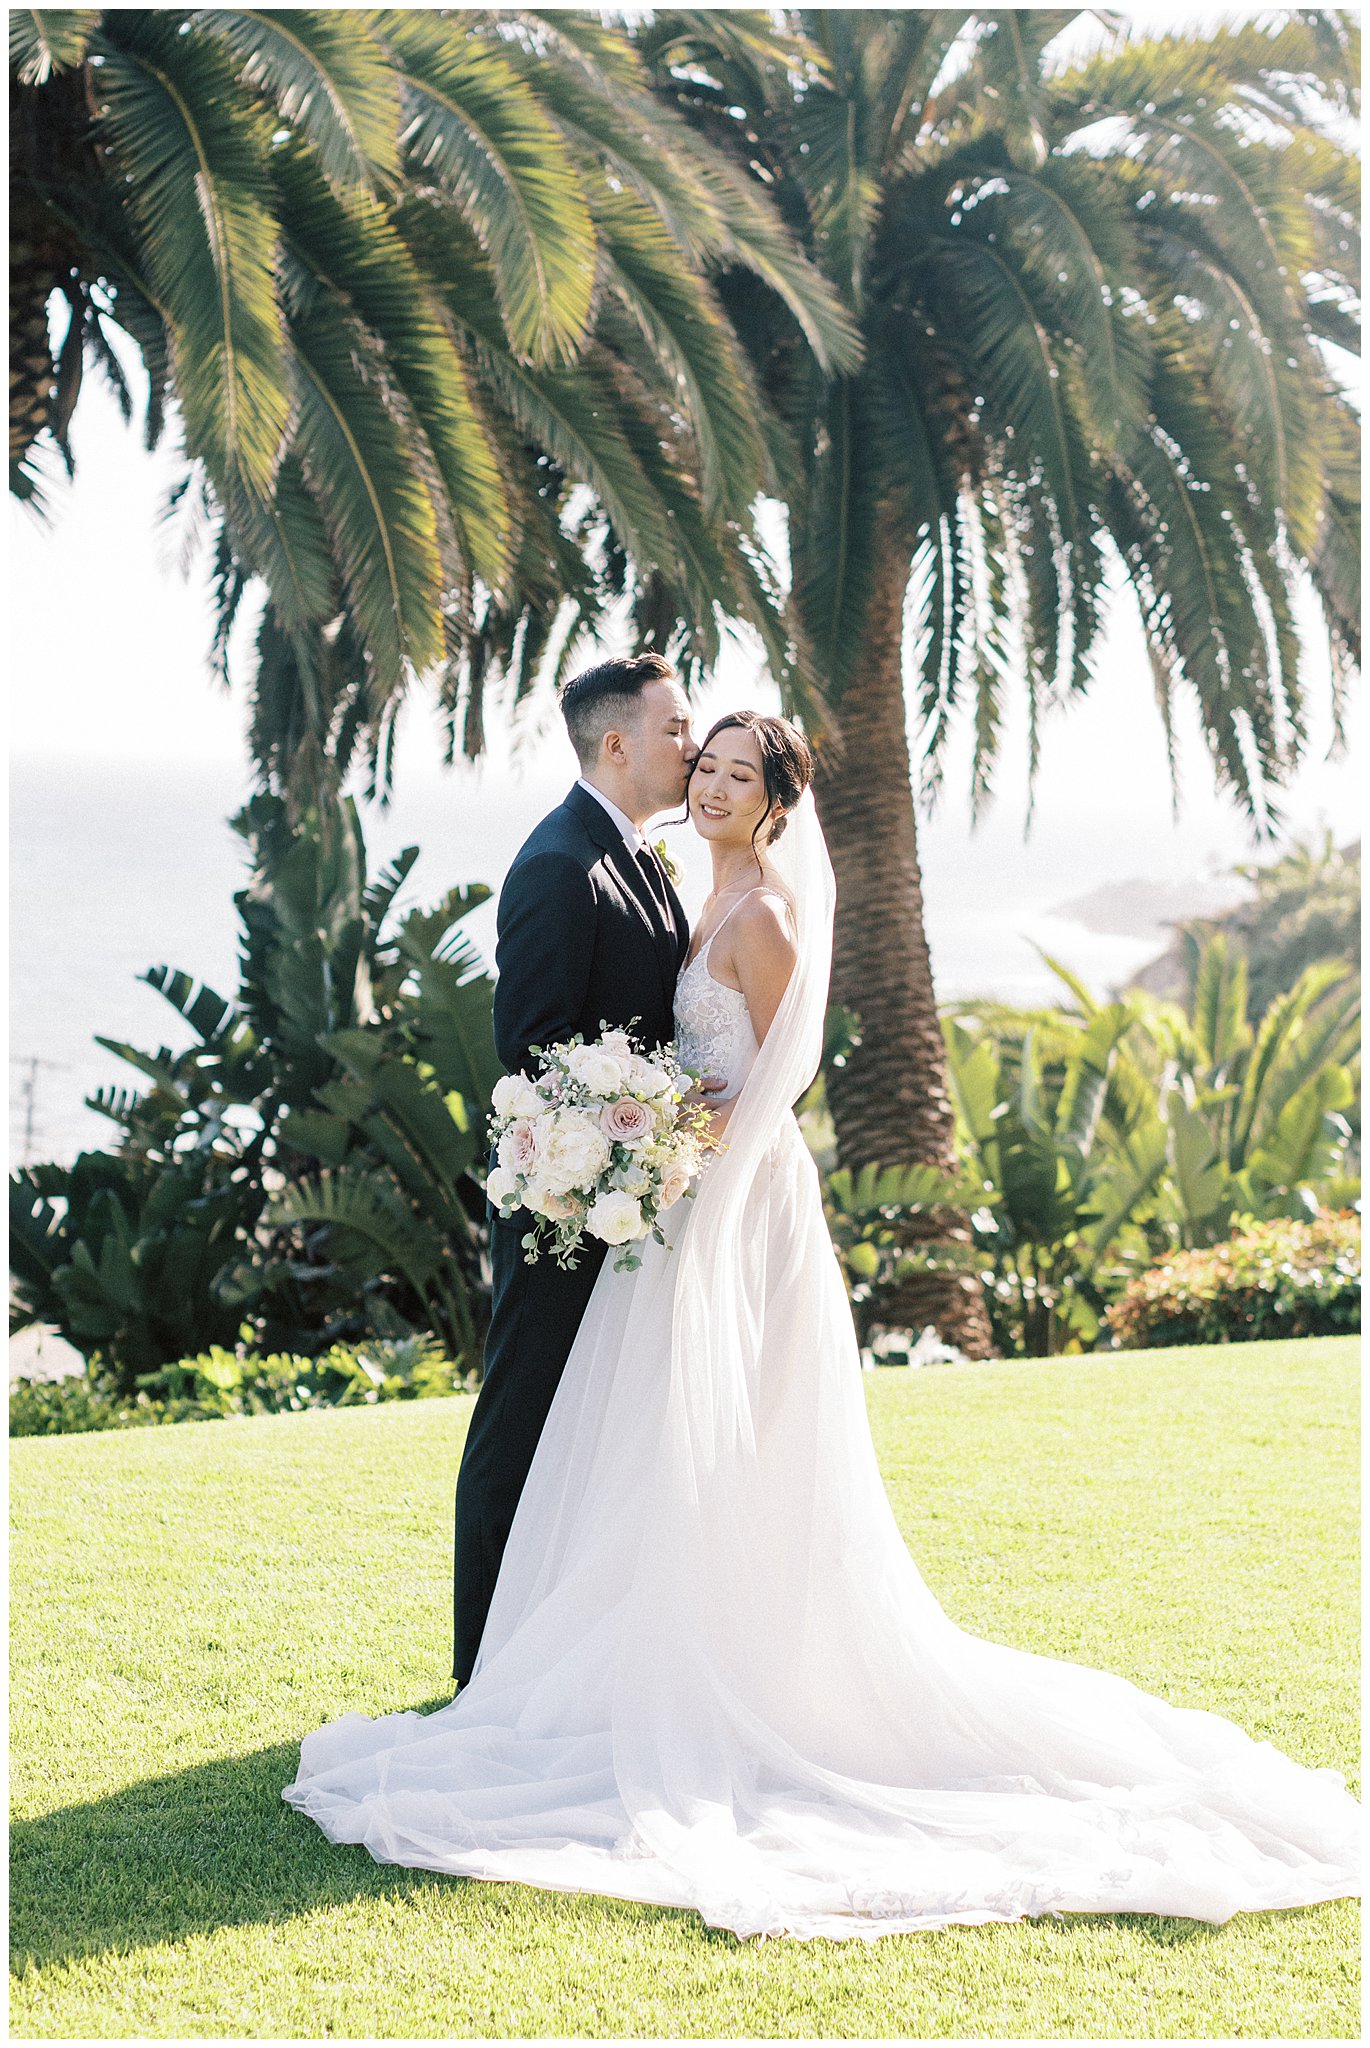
[[703, 884, 792, 964]]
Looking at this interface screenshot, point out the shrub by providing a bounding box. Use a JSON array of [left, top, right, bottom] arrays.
[[8, 1336, 474, 1438], [1104, 1212, 1361, 1349], [8, 1366, 134, 1438], [9, 789, 501, 1387]]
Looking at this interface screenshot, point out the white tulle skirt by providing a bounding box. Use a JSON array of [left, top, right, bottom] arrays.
[[283, 1119, 1361, 1940]]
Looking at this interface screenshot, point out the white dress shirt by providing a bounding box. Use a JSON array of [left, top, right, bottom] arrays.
[[575, 777, 648, 856]]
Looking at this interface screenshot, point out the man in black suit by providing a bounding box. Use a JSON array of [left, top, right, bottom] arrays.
[[452, 651, 716, 1686]]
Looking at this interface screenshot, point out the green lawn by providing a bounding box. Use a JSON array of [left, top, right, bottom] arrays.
[[10, 1337, 1360, 2039]]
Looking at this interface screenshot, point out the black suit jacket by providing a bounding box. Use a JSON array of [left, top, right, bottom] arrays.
[[492, 782, 690, 1083]]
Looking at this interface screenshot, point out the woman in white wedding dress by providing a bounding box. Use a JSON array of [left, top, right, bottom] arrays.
[[284, 712, 1361, 1942]]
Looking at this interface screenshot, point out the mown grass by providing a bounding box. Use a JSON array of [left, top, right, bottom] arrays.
[[10, 1336, 1359, 2039]]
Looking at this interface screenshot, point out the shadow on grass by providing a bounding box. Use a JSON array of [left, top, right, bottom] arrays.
[[9, 1700, 724, 1974], [12, 1704, 1284, 1973]]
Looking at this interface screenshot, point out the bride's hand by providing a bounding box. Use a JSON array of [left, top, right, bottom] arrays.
[[678, 1075, 731, 1151], [679, 1074, 728, 1113]]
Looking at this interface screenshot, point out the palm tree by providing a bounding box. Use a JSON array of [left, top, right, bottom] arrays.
[[640, 9, 1360, 1353], [9, 7, 857, 803]]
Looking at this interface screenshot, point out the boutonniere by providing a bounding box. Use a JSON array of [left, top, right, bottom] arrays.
[[653, 838, 683, 887]]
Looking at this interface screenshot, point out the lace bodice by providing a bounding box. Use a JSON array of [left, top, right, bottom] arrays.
[[673, 888, 788, 1100]]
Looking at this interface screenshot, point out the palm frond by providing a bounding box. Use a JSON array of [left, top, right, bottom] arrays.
[[870, 8, 975, 172], [1104, 317, 1287, 826], [267, 1165, 445, 1294], [276, 156, 512, 593], [790, 372, 883, 699], [594, 185, 767, 518], [190, 7, 402, 191], [463, 327, 680, 585], [1146, 229, 1322, 554], [219, 455, 338, 640], [95, 15, 290, 496], [9, 8, 100, 84], [384, 13, 598, 367], [970, 153, 1152, 453], [961, 10, 1081, 165], [286, 289, 445, 690]]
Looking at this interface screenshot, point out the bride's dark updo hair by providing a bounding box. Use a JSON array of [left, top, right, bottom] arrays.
[[697, 710, 814, 849]]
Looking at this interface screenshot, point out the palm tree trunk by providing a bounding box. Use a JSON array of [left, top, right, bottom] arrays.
[[8, 197, 65, 478], [9, 69, 96, 490], [812, 504, 996, 1359]]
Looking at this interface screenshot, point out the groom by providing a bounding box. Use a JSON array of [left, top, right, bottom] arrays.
[[452, 651, 711, 1687]]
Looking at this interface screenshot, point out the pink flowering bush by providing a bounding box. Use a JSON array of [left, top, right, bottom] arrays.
[[1104, 1212, 1360, 1349]]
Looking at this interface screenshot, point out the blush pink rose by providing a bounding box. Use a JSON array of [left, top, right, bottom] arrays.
[[498, 1118, 539, 1173], [600, 1096, 653, 1146], [657, 1162, 693, 1209]]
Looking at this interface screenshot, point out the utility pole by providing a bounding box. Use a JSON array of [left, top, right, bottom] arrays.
[[11, 1055, 70, 1167]]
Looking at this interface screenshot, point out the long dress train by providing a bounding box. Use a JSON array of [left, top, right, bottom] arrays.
[[283, 795, 1361, 1941]]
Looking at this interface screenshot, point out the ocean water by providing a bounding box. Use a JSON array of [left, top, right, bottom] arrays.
[[10, 751, 1247, 1171]]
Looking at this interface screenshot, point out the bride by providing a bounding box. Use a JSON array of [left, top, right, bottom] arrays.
[[284, 712, 1361, 1941]]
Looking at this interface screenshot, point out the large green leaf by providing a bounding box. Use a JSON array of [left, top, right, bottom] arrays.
[[320, 1033, 479, 1185], [1247, 1064, 1354, 1195], [137, 966, 239, 1047], [944, 1025, 1001, 1146], [1163, 1089, 1230, 1231], [1082, 1116, 1168, 1251], [1190, 932, 1251, 1074], [1230, 961, 1358, 1162], [267, 1165, 445, 1296]]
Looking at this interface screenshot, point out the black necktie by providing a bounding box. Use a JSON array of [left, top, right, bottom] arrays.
[[634, 843, 671, 926]]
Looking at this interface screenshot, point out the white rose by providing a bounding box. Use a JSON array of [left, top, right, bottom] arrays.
[[492, 1072, 544, 1121], [486, 1165, 520, 1209], [597, 1028, 634, 1062], [566, 1044, 628, 1096], [630, 1051, 675, 1098], [586, 1190, 645, 1245], [539, 1111, 611, 1192]]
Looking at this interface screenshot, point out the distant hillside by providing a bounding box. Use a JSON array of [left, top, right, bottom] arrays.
[[1118, 838, 1361, 1011], [1051, 875, 1249, 943]]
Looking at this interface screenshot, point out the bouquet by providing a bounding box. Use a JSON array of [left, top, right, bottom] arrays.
[[485, 1023, 713, 1271]]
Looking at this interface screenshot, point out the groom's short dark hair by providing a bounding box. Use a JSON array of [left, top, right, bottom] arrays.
[[559, 652, 676, 767]]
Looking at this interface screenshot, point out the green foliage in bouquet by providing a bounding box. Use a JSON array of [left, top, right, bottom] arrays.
[[10, 792, 501, 1387], [1105, 1213, 1361, 1349]]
